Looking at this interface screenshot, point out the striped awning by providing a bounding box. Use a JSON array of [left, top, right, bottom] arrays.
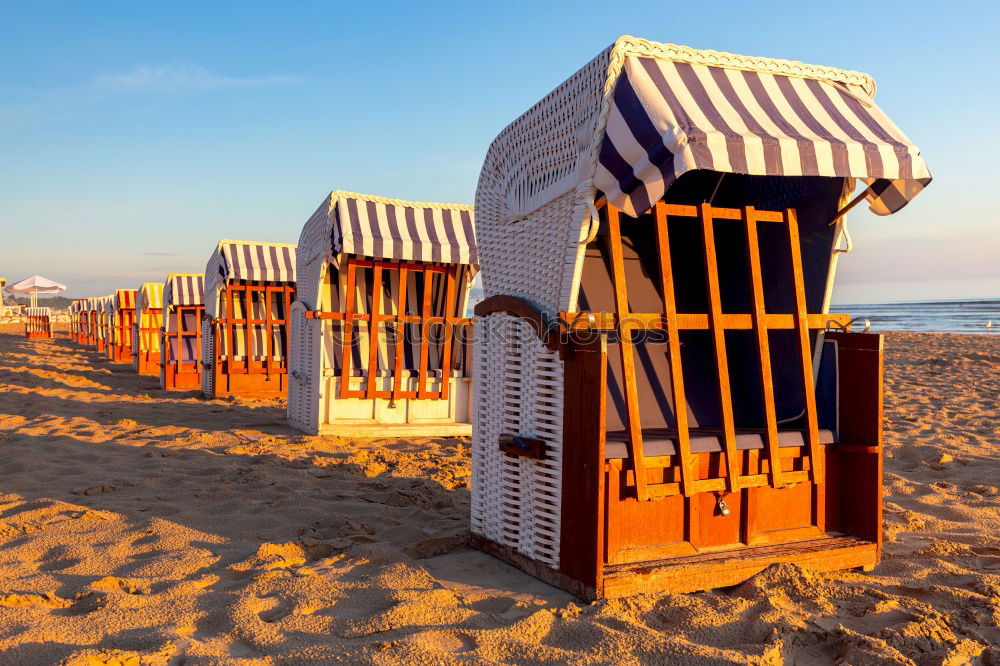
[[164, 274, 205, 309], [596, 53, 931, 217], [115, 289, 137, 310], [138, 282, 163, 313], [26, 307, 51, 317], [205, 240, 296, 298], [299, 191, 477, 268], [99, 296, 116, 312]]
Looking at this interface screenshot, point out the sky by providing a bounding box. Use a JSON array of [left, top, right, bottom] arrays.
[[1, 0, 997, 304]]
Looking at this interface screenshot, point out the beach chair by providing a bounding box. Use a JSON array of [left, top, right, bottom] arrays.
[[133, 282, 164, 376], [95, 296, 114, 354], [201, 240, 297, 399], [25, 307, 52, 339], [471, 36, 931, 600], [106, 289, 137, 363], [84, 299, 100, 348], [288, 191, 477, 436], [69, 300, 85, 343], [159, 274, 205, 390]]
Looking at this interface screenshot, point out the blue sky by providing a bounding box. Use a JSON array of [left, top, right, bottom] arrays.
[[1, 0, 997, 303]]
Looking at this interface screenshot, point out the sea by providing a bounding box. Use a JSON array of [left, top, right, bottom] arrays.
[[832, 299, 1000, 335], [470, 288, 999, 335]]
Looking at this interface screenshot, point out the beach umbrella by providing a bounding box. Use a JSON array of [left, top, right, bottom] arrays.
[[5, 275, 67, 308]]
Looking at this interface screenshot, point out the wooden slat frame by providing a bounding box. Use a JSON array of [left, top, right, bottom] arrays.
[[311, 257, 472, 402], [589, 201, 835, 499], [166, 304, 204, 376], [214, 282, 295, 377]]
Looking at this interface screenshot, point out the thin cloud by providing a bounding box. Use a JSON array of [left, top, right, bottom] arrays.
[[142, 251, 180, 256], [95, 62, 303, 94]]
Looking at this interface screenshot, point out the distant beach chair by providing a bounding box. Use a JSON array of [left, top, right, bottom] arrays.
[[83, 298, 100, 348], [95, 295, 115, 354], [159, 274, 205, 391], [471, 36, 932, 599], [25, 307, 52, 339], [201, 240, 297, 399], [105, 288, 138, 364], [69, 300, 86, 343], [133, 282, 164, 376], [287, 191, 477, 437]]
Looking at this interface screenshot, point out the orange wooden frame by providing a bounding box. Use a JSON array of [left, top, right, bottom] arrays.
[[160, 304, 204, 388], [25, 314, 52, 339], [208, 281, 295, 397], [304, 257, 472, 402], [108, 307, 136, 363], [135, 308, 163, 375], [559, 202, 826, 501]]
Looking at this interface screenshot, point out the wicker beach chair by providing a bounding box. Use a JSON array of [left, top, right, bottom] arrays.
[[133, 282, 164, 376], [96, 295, 115, 354], [471, 36, 931, 599], [105, 289, 138, 364], [287, 191, 478, 437], [201, 240, 297, 399], [25, 307, 52, 339], [159, 274, 205, 391]]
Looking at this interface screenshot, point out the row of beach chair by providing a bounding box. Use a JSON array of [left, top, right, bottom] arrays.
[[54, 37, 931, 600]]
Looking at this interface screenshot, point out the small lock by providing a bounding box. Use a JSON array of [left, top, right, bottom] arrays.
[[716, 496, 730, 516]]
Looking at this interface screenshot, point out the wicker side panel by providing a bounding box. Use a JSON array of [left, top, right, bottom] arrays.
[[287, 301, 321, 434], [296, 256, 323, 312], [474, 48, 609, 314], [158, 342, 166, 389], [131, 323, 139, 371], [472, 313, 564, 567], [201, 318, 214, 398]]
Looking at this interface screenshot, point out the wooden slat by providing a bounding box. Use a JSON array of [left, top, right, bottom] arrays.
[[366, 264, 383, 399], [743, 205, 783, 488], [340, 261, 357, 399], [392, 264, 409, 402], [699, 203, 741, 493], [439, 265, 458, 401], [606, 206, 650, 502], [786, 208, 824, 485], [417, 269, 434, 399], [556, 312, 850, 331], [653, 202, 695, 497]]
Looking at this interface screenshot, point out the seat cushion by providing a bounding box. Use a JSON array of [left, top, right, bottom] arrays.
[[604, 428, 837, 459]]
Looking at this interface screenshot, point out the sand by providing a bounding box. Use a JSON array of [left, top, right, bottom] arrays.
[[0, 332, 995, 665]]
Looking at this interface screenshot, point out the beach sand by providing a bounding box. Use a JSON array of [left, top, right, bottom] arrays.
[[0, 332, 995, 664]]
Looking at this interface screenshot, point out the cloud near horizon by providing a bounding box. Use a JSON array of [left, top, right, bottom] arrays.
[[95, 62, 303, 94]]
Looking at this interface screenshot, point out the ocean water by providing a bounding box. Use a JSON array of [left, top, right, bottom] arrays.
[[471, 288, 998, 335], [831, 299, 1000, 334]]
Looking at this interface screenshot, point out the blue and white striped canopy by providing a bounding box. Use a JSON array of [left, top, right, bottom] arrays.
[[205, 240, 296, 297], [163, 274, 205, 309], [595, 52, 931, 217], [299, 191, 477, 268]]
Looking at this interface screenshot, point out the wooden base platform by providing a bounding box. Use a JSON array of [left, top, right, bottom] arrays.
[[107, 344, 132, 364], [210, 370, 288, 399], [136, 354, 159, 376], [25, 332, 51, 340], [472, 534, 878, 601], [312, 422, 472, 438], [162, 363, 201, 391]]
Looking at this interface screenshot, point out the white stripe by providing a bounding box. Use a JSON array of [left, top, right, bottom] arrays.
[[690, 64, 768, 175], [788, 77, 867, 175], [757, 72, 835, 176]]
